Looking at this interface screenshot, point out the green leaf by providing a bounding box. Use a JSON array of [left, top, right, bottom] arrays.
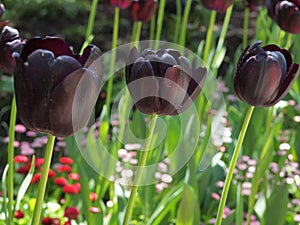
[[15, 156, 36, 210], [1, 164, 9, 223], [176, 184, 200, 225], [262, 184, 289, 225], [147, 182, 184, 225]]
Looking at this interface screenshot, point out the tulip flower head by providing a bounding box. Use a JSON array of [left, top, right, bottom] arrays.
[[245, 0, 266, 11], [234, 41, 299, 107], [0, 26, 26, 75], [267, 0, 300, 33], [201, 0, 234, 13], [14, 37, 103, 137], [110, 0, 133, 9], [131, 0, 158, 22], [125, 47, 207, 115]]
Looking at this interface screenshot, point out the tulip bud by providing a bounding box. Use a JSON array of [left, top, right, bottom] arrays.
[[110, 0, 133, 9], [0, 26, 26, 75], [0, 4, 5, 19], [234, 41, 299, 107], [131, 0, 157, 22], [125, 47, 207, 115], [245, 0, 266, 11], [267, 0, 300, 34], [14, 37, 103, 137], [201, 0, 234, 13]]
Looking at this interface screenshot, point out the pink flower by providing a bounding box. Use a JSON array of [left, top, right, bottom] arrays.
[[67, 173, 80, 180], [60, 157, 74, 165], [64, 206, 80, 220], [14, 155, 29, 163], [54, 177, 68, 187]]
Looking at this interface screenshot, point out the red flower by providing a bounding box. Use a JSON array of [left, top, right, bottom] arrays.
[[64, 220, 71, 225], [67, 173, 80, 181], [64, 206, 80, 220], [41, 217, 52, 225], [110, 0, 133, 9], [57, 165, 72, 173], [14, 209, 24, 219], [89, 207, 101, 214], [17, 164, 31, 174], [60, 157, 74, 165], [131, 0, 157, 22], [54, 177, 68, 187], [30, 173, 41, 184], [14, 155, 28, 163], [63, 183, 81, 194], [35, 158, 45, 168], [48, 169, 56, 178], [89, 192, 98, 202]]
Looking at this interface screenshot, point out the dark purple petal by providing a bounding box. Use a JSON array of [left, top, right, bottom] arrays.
[[20, 37, 73, 62], [269, 63, 299, 105], [201, 0, 234, 12], [49, 68, 99, 137], [234, 55, 282, 106]]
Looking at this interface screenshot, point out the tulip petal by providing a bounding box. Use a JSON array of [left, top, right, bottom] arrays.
[[269, 63, 299, 106], [159, 66, 189, 115], [49, 68, 99, 137], [128, 60, 160, 114], [20, 37, 73, 62], [234, 55, 282, 106]]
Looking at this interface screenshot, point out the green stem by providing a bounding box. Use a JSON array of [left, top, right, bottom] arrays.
[[80, 0, 99, 54], [285, 33, 292, 49], [149, 15, 156, 41], [215, 106, 254, 225], [203, 10, 217, 64], [7, 95, 17, 225], [216, 4, 233, 52], [105, 7, 120, 118], [31, 134, 55, 225], [178, 0, 192, 47], [133, 22, 143, 45], [174, 0, 182, 44], [242, 7, 250, 49], [154, 0, 166, 50], [122, 114, 158, 225]]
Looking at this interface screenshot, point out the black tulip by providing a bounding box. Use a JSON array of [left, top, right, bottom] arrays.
[[14, 37, 103, 137], [267, 0, 300, 34], [125, 47, 207, 115], [201, 0, 234, 13], [234, 41, 299, 107], [0, 26, 26, 75]]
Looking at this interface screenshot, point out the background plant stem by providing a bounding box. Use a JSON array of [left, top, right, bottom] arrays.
[[31, 134, 55, 225], [122, 114, 158, 225], [105, 7, 120, 118], [80, 0, 99, 54], [243, 7, 250, 49], [216, 4, 233, 52], [203, 10, 217, 64], [154, 0, 166, 50], [178, 0, 192, 47], [215, 106, 254, 225], [7, 95, 17, 225]]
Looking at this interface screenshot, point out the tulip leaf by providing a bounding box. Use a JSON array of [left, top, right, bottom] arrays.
[[176, 183, 200, 225], [147, 182, 184, 225], [262, 184, 289, 225], [1, 164, 8, 223], [15, 156, 35, 210]]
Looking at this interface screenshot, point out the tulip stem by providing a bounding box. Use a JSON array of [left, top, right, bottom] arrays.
[[243, 7, 250, 49], [216, 4, 233, 52], [7, 95, 17, 225], [174, 0, 182, 44], [178, 0, 192, 47], [105, 7, 120, 118], [154, 0, 166, 50], [31, 134, 55, 225], [133, 21, 143, 46], [122, 114, 158, 225], [80, 0, 99, 54], [215, 106, 254, 225], [203, 10, 217, 64]]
